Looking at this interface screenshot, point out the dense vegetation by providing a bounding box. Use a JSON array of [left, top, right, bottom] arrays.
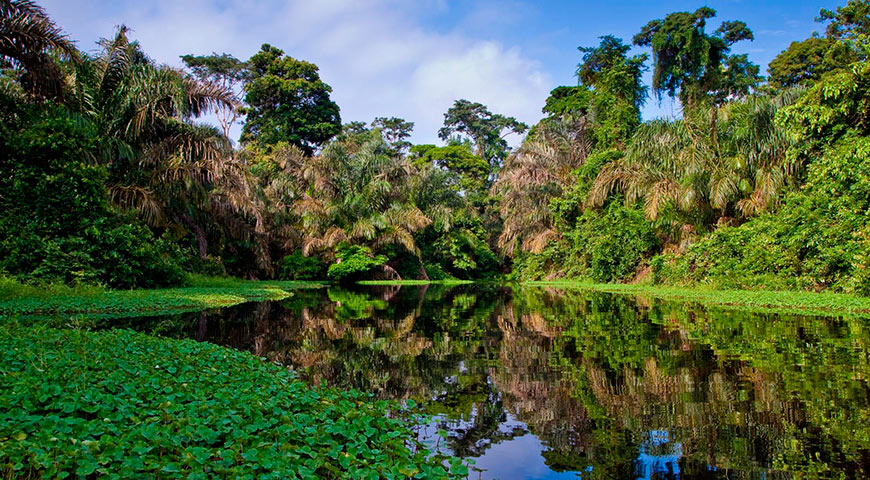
[[2, 0, 869, 292]]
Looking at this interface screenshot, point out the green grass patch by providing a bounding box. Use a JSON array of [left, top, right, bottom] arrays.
[[0, 325, 461, 479], [524, 280, 870, 317], [0, 275, 324, 316]]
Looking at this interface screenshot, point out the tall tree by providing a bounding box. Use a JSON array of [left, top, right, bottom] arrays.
[[181, 52, 247, 138], [577, 35, 647, 148], [495, 117, 592, 255], [588, 95, 798, 236], [72, 27, 254, 262], [438, 99, 527, 182], [295, 130, 429, 260], [766, 1, 868, 93], [577, 35, 647, 106], [372, 116, 414, 154], [633, 7, 758, 109], [241, 44, 341, 153], [410, 142, 489, 195]]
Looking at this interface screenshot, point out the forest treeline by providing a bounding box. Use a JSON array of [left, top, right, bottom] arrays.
[[1, 0, 868, 293]]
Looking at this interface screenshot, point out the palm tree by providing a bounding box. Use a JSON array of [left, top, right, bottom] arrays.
[[295, 131, 430, 260], [495, 117, 592, 255], [588, 93, 797, 240], [71, 27, 265, 266], [0, 0, 79, 99]]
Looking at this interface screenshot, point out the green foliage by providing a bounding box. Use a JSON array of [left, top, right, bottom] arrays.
[[569, 203, 659, 282], [426, 224, 499, 279], [410, 143, 489, 194], [543, 36, 647, 150], [0, 0, 79, 100], [180, 53, 247, 84], [9, 218, 185, 289], [372, 116, 414, 154], [327, 244, 388, 282], [575, 37, 648, 148], [241, 44, 341, 152], [0, 101, 183, 288], [633, 7, 757, 108], [818, 0, 870, 40], [0, 276, 313, 316], [542, 85, 594, 118], [767, 37, 855, 90], [777, 59, 870, 144], [180, 52, 246, 136], [0, 325, 457, 479], [278, 251, 325, 281], [438, 99, 528, 180], [512, 200, 658, 284]]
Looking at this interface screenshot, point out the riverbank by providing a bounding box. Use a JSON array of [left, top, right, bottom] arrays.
[[526, 281, 870, 317], [5, 275, 870, 318], [0, 276, 323, 317]]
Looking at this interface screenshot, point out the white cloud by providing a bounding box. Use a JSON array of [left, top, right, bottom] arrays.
[[40, 0, 552, 145]]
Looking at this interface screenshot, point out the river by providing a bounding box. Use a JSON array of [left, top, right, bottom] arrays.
[[87, 284, 870, 479]]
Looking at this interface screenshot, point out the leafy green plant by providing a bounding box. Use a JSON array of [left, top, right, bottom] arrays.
[[571, 203, 660, 282], [0, 277, 319, 316], [278, 250, 325, 280], [327, 244, 388, 282], [0, 325, 462, 479]]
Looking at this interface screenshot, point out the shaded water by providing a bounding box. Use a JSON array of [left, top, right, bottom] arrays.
[[91, 285, 870, 479]]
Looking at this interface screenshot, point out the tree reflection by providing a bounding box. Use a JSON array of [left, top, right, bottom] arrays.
[[109, 284, 870, 479]]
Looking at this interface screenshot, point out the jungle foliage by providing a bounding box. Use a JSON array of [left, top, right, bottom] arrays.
[[1, 0, 869, 294]]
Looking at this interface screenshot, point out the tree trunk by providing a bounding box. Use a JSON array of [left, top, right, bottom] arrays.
[[417, 263, 430, 281], [176, 213, 208, 259], [196, 311, 207, 342]]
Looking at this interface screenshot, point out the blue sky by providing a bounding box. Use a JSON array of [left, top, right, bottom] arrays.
[[40, 0, 842, 144]]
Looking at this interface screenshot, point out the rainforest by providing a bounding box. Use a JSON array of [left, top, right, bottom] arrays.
[[2, 0, 870, 478]]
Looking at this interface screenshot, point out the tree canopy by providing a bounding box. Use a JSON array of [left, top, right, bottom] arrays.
[[1, 0, 868, 292], [438, 99, 528, 182], [633, 7, 758, 109], [241, 44, 341, 153]]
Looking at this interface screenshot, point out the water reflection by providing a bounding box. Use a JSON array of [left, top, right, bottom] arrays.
[[97, 285, 870, 479]]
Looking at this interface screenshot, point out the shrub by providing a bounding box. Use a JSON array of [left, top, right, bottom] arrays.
[[278, 250, 325, 280], [571, 203, 660, 283], [327, 244, 388, 282], [2, 217, 185, 289], [0, 325, 460, 479]]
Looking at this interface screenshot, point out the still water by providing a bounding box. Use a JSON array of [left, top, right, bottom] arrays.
[[98, 285, 870, 479]]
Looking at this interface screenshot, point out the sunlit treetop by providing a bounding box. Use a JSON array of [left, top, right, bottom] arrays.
[[818, 0, 870, 40], [633, 7, 758, 109], [241, 44, 341, 154]]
